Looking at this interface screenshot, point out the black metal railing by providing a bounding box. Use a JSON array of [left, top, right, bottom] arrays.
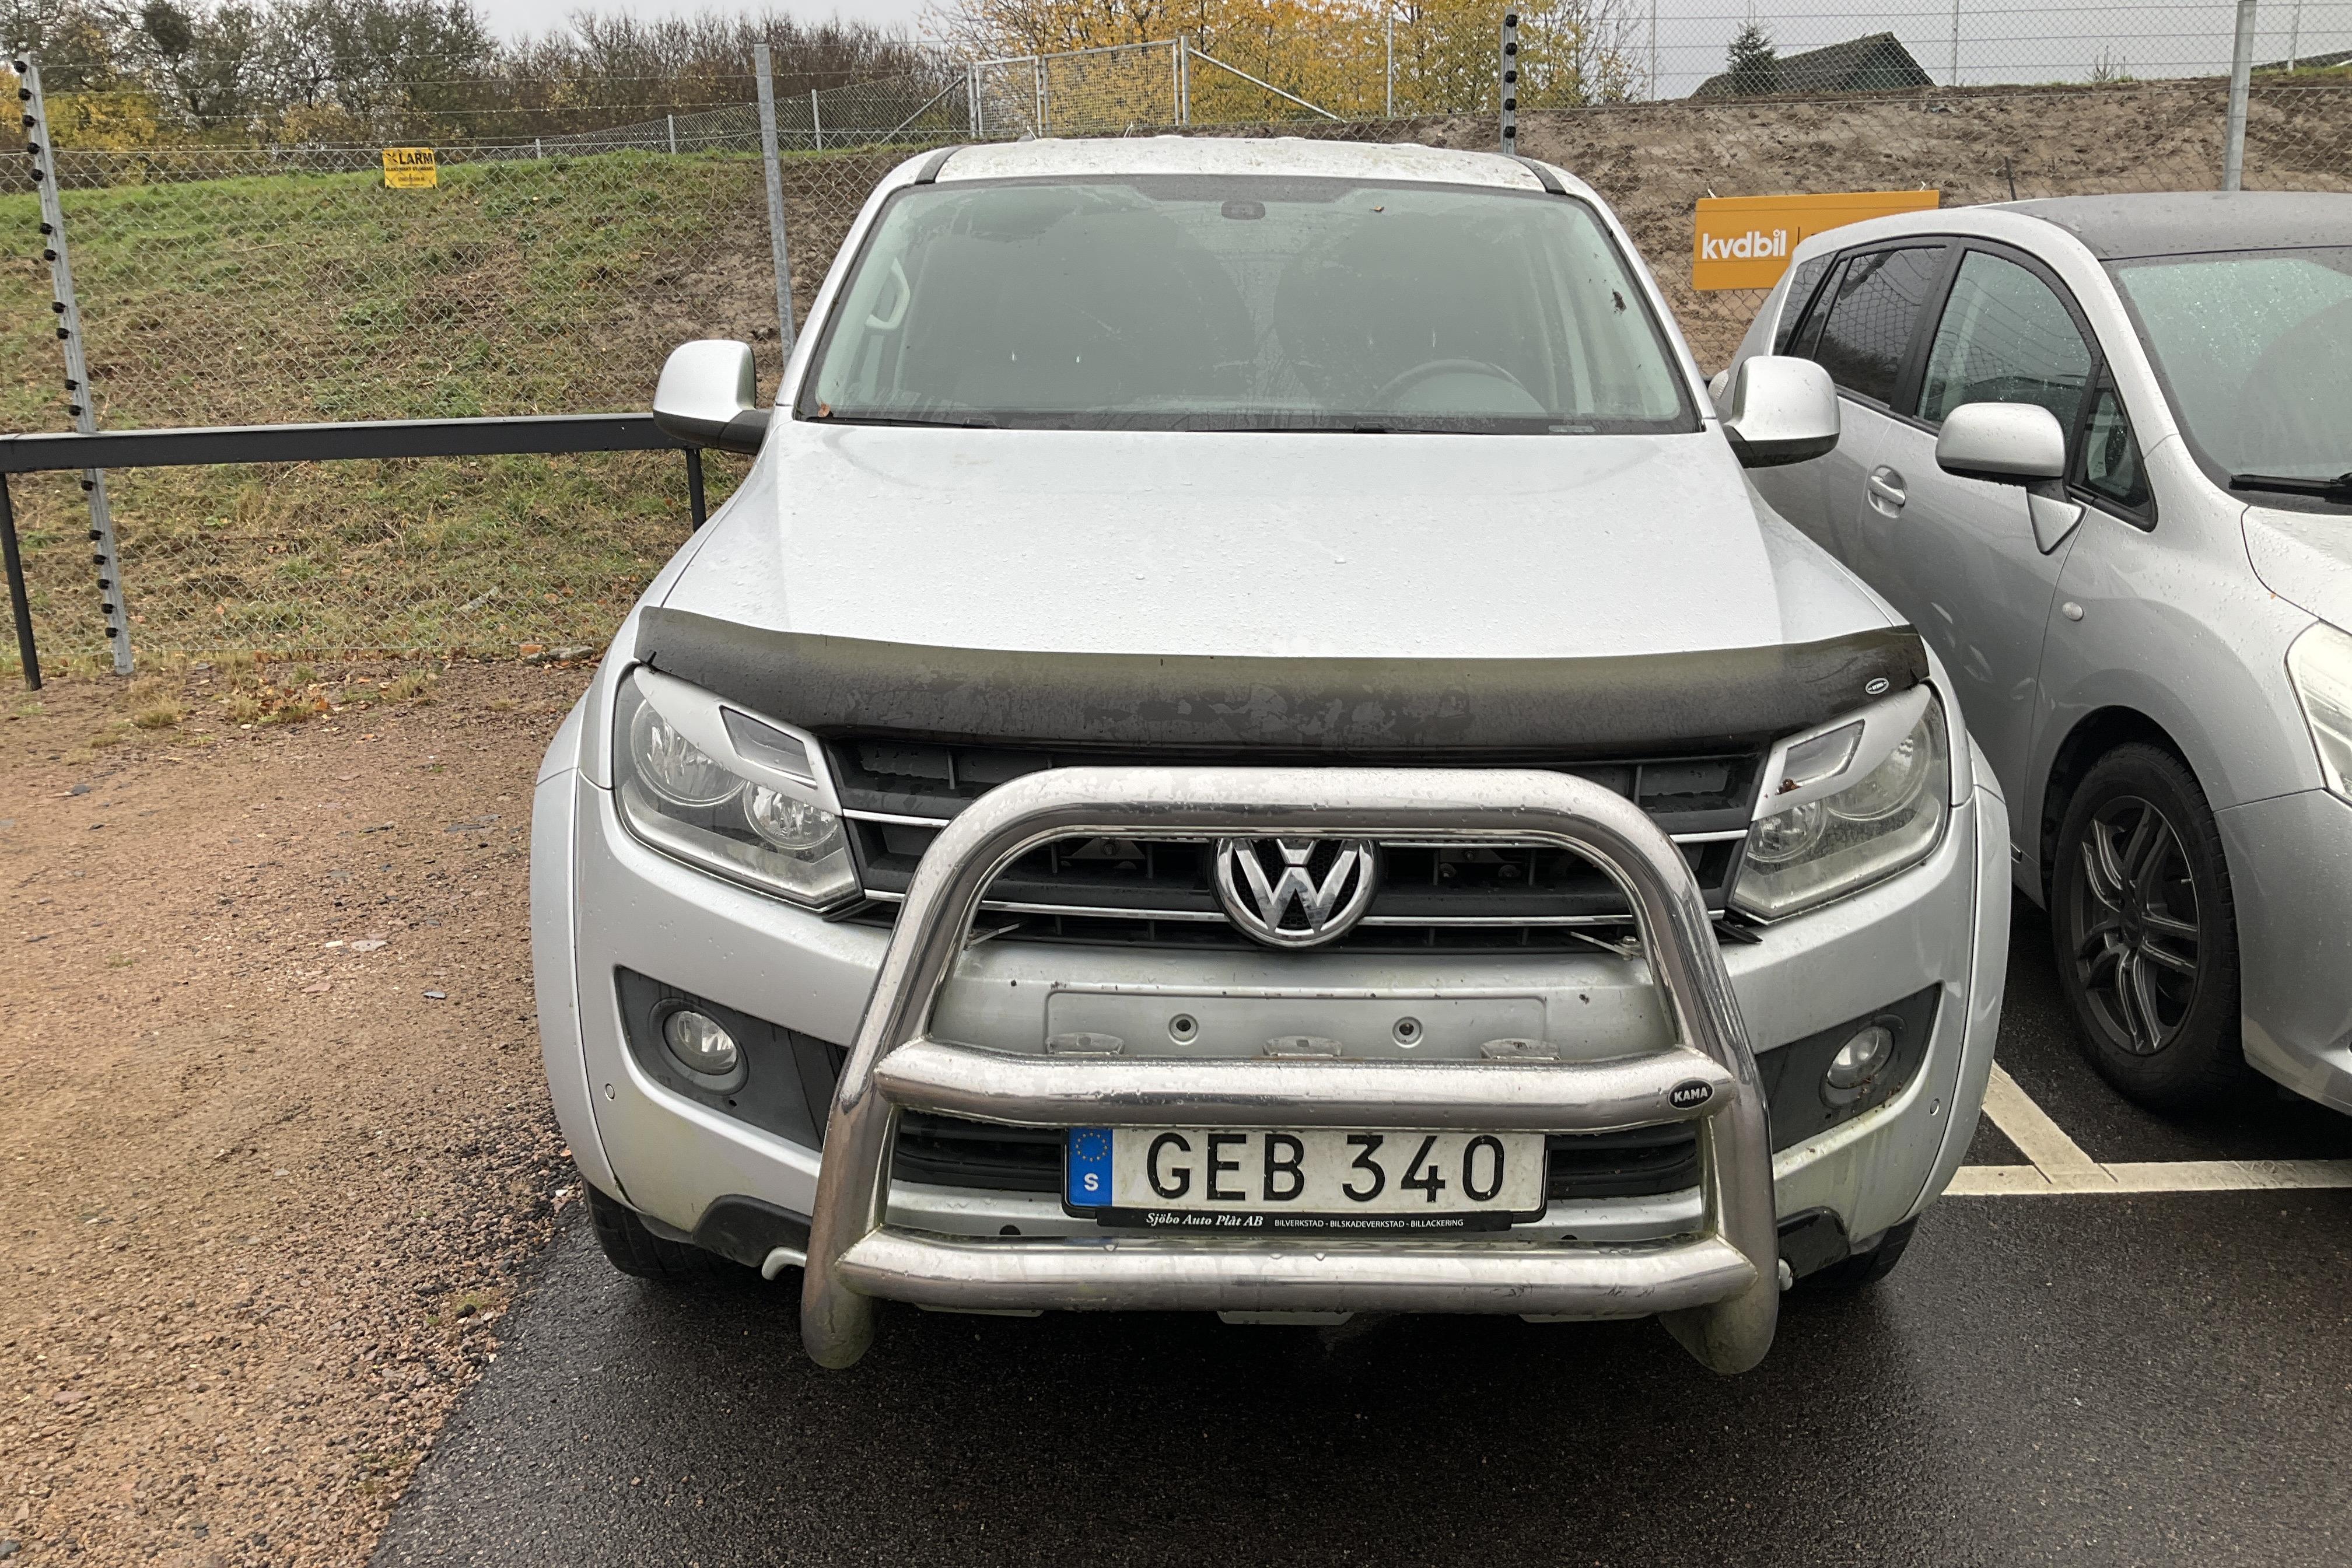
[[0, 412, 709, 690]]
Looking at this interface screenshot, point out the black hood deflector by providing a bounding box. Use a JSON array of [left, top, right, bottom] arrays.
[[635, 610, 1927, 757]]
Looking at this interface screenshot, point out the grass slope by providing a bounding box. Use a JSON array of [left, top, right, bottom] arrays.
[[0, 152, 789, 666]]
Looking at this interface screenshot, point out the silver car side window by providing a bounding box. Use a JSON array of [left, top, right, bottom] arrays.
[[1916, 251, 2092, 430], [2079, 384, 2154, 519], [1773, 254, 1835, 354], [1806, 246, 1946, 407]]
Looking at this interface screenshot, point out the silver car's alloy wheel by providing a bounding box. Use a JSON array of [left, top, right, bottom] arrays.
[[2070, 794, 2202, 1058]]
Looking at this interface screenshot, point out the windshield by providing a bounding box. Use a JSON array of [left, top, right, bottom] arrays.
[[799, 176, 1695, 434], [2110, 246, 2352, 506]]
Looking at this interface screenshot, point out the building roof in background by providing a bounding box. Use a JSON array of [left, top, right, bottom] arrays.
[[1692, 32, 1936, 100], [2257, 47, 2352, 72]]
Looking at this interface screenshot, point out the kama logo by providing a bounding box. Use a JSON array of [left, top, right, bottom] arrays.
[[1698, 228, 1788, 262], [1212, 836, 1380, 949], [1669, 1079, 1715, 1110]]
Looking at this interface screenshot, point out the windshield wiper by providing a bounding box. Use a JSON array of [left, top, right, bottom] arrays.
[[2230, 470, 2352, 503], [813, 411, 1001, 429]]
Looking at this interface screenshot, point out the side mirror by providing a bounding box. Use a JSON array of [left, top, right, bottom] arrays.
[[1936, 401, 2082, 554], [1934, 402, 2066, 485], [1721, 356, 1839, 468], [653, 340, 771, 454]]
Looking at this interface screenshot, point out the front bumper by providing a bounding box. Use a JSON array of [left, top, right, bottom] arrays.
[[2219, 788, 2352, 1114], [535, 751, 2008, 1367]]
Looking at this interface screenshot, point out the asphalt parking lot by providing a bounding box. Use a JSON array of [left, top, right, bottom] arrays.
[[374, 904, 2352, 1568]]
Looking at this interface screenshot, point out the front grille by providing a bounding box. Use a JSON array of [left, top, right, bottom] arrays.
[[827, 737, 1758, 950], [894, 1112, 1064, 1193]]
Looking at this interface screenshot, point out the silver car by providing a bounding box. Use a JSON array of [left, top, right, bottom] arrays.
[[1726, 191, 2352, 1114], [534, 137, 2011, 1372]]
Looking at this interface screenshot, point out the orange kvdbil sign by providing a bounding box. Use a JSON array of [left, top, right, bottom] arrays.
[[1692, 190, 1941, 290], [382, 146, 438, 189]]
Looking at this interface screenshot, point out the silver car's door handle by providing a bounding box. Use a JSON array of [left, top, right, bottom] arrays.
[[1867, 468, 1908, 509]]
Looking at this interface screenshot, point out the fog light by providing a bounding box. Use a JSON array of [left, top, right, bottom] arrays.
[[663, 1008, 740, 1080], [1822, 1023, 1894, 1105]]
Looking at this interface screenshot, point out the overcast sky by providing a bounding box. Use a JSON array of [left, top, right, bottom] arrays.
[[472, 2, 2352, 95]]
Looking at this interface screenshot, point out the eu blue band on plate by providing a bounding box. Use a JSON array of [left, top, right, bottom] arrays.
[[1066, 1127, 1113, 1207]]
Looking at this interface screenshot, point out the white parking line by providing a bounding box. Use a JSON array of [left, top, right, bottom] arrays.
[[1945, 1063, 2352, 1196], [1978, 1064, 2106, 1176]]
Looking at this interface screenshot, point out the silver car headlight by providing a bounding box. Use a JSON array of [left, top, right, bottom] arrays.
[[611, 668, 859, 911], [2286, 622, 2352, 804], [1732, 688, 1951, 921]]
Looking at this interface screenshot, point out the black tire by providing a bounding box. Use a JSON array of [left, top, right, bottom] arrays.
[[587, 1185, 723, 1281], [1801, 1217, 1916, 1291], [2048, 743, 2244, 1111]]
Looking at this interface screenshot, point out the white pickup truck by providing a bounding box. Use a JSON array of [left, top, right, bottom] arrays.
[[530, 135, 2007, 1374]]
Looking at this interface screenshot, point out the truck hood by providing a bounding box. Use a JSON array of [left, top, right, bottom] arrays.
[[658, 424, 1896, 661], [2244, 503, 2352, 631]]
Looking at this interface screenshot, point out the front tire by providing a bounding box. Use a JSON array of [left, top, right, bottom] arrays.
[[588, 1185, 723, 1281], [2048, 744, 2243, 1111], [1801, 1217, 1916, 1290]]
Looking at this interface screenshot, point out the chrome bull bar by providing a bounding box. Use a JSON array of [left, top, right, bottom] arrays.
[[802, 766, 1780, 1374]]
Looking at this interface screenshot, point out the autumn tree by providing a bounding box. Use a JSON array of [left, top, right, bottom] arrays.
[[931, 0, 1640, 121], [929, 0, 1209, 57]]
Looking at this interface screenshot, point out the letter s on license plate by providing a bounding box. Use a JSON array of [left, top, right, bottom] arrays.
[[1064, 1126, 1546, 1232]]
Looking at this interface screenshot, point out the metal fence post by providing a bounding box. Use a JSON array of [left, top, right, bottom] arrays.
[[19, 55, 132, 675], [1385, 12, 1395, 117], [753, 42, 799, 354], [1033, 54, 1046, 135], [1948, 0, 1962, 88], [1, 478, 41, 688], [667, 113, 678, 154], [1178, 36, 1191, 125], [1649, 0, 1660, 99], [1499, 12, 1520, 155], [967, 63, 982, 137], [2224, 0, 2258, 190], [811, 88, 822, 151], [684, 449, 708, 529]]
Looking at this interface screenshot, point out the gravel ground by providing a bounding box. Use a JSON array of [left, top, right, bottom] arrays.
[[0, 659, 589, 1568]]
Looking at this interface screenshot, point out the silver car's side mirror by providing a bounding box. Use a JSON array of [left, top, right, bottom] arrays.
[[653, 340, 771, 454], [1935, 402, 2067, 485], [1720, 356, 1839, 468], [1936, 401, 2082, 553]]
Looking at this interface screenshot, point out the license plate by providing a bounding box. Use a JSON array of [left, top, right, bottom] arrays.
[[1065, 1126, 1547, 1233]]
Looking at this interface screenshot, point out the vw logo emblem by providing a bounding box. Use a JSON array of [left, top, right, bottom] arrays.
[[1212, 836, 1380, 949]]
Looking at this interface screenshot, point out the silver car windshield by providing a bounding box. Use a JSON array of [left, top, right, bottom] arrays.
[[2111, 246, 2352, 501], [799, 176, 1696, 434]]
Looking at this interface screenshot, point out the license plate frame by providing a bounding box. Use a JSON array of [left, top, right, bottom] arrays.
[[1063, 1126, 1550, 1233]]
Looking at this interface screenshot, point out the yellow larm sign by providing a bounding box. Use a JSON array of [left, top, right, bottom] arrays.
[[382, 146, 438, 189], [1693, 190, 1940, 291]]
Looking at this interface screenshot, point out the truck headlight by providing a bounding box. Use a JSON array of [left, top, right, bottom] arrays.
[[1733, 693, 1950, 920], [611, 670, 859, 911], [2286, 622, 2352, 803]]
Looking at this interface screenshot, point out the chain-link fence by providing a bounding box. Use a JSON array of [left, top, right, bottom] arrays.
[[1, 138, 762, 667], [948, 3, 2352, 121], [973, 42, 1184, 137], [6, 5, 2348, 674], [534, 74, 971, 157]]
